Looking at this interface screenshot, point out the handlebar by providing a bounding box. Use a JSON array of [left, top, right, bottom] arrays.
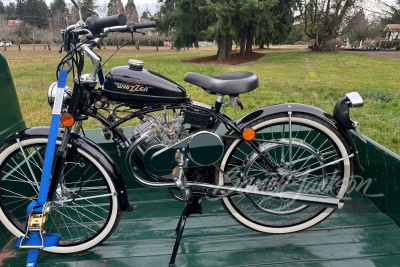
[[86, 14, 127, 34], [127, 21, 157, 30]]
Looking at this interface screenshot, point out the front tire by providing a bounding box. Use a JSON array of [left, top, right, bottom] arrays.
[[0, 137, 122, 253], [218, 113, 353, 234]]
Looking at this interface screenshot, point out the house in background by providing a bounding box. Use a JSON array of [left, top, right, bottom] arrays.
[[7, 19, 24, 29], [384, 24, 400, 40]]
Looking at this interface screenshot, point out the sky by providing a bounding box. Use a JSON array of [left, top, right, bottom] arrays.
[[1, 0, 159, 18], [0, 0, 398, 19]]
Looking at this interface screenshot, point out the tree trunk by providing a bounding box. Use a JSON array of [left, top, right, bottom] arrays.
[[48, 44, 51, 50], [33, 45, 35, 50], [156, 44, 158, 51], [259, 43, 265, 49], [240, 26, 248, 56], [225, 36, 232, 59], [18, 44, 20, 50], [246, 26, 254, 53], [314, 34, 323, 51], [218, 36, 227, 60], [4, 45, 6, 51]]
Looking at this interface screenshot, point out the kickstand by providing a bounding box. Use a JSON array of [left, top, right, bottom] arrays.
[[169, 196, 202, 267]]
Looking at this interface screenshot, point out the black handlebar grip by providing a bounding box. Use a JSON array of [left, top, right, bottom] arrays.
[[86, 14, 127, 34], [134, 21, 156, 29]]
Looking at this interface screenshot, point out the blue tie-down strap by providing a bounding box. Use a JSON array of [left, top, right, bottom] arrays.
[[14, 232, 60, 267], [15, 69, 67, 267]]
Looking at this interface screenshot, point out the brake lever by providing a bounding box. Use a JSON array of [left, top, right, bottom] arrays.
[[58, 43, 64, 53], [135, 30, 146, 35]]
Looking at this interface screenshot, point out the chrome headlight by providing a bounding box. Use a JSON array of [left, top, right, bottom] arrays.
[[47, 82, 72, 108]]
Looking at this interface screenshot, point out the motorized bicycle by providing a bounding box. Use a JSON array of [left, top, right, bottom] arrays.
[[0, 1, 366, 266]]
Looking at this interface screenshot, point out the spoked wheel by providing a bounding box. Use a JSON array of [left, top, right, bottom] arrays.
[[218, 113, 353, 234], [0, 137, 122, 253]]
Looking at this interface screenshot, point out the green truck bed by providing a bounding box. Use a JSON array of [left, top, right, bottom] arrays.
[[2, 127, 400, 266], [1, 186, 400, 266]]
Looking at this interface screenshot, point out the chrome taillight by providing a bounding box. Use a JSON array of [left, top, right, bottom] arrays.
[[345, 92, 364, 108]]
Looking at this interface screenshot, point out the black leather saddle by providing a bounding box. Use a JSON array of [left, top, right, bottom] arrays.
[[184, 71, 258, 95]]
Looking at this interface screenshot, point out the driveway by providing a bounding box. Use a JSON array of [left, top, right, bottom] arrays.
[[345, 50, 400, 59]]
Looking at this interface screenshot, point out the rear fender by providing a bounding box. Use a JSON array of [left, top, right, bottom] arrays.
[[235, 103, 364, 171], [4, 127, 133, 212]]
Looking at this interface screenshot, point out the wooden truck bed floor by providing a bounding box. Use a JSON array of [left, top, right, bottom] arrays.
[[1, 187, 400, 267]]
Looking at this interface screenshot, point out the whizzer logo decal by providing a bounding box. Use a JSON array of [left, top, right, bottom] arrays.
[[115, 82, 149, 93]]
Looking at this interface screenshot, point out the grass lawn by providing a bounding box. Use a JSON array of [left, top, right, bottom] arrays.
[[3, 45, 400, 154]]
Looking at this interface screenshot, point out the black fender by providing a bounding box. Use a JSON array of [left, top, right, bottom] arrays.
[[4, 127, 133, 212], [235, 103, 364, 171]]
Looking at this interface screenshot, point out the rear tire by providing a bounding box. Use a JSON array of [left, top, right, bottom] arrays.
[[218, 113, 353, 234]]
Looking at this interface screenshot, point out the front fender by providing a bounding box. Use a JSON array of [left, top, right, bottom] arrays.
[[4, 127, 133, 212], [235, 103, 364, 171]]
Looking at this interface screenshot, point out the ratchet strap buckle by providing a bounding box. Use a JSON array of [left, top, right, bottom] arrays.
[[19, 204, 48, 249]]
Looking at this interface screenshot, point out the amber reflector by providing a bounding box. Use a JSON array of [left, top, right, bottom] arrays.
[[242, 128, 255, 141], [60, 114, 75, 127]]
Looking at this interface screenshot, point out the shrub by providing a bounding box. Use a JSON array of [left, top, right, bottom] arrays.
[[362, 89, 397, 103], [325, 40, 342, 52], [396, 45, 400, 51], [105, 39, 114, 46], [377, 40, 400, 48]]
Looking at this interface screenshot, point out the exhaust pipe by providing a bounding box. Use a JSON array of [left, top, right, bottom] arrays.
[[187, 182, 343, 209], [127, 133, 344, 209]]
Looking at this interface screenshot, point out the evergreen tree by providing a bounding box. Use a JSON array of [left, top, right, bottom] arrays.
[[24, 0, 49, 28], [124, 0, 138, 22], [50, 0, 67, 16], [0, 2, 6, 15], [125, 0, 136, 11], [6, 3, 17, 20], [256, 0, 297, 49], [141, 7, 151, 21], [79, 0, 97, 20], [15, 0, 25, 20], [107, 0, 124, 16], [156, 0, 292, 59]]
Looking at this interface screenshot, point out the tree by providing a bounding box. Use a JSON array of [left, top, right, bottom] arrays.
[[256, 0, 298, 49], [24, 0, 50, 28], [156, 0, 212, 54], [24, 26, 42, 50], [141, 7, 151, 21], [125, 0, 136, 11], [50, 0, 68, 28], [342, 10, 370, 43], [41, 30, 55, 50], [156, 0, 295, 60], [79, 0, 97, 20], [50, 0, 67, 16], [107, 0, 124, 16], [0, 2, 5, 15], [151, 30, 165, 50], [0, 15, 13, 50], [16, 0, 25, 19], [11, 32, 24, 50], [303, 0, 358, 51], [124, 0, 138, 22], [6, 3, 17, 20]]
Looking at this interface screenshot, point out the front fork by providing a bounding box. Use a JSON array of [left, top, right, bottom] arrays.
[[46, 127, 71, 201]]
